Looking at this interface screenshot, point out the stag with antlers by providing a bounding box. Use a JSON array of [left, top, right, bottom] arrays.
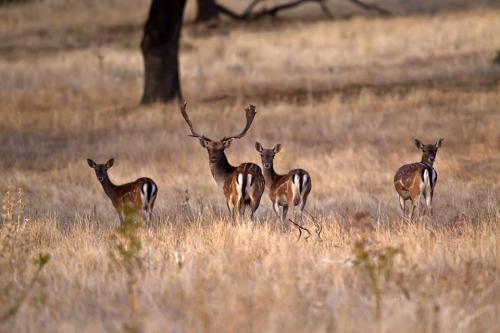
[[179, 102, 265, 222]]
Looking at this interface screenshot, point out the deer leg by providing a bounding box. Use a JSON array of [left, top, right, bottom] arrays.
[[429, 188, 435, 217], [410, 195, 423, 222], [272, 201, 281, 224], [398, 195, 406, 221], [235, 198, 242, 224], [147, 206, 153, 223], [282, 206, 288, 222], [118, 209, 125, 225], [282, 205, 289, 231], [250, 188, 263, 222], [239, 200, 248, 222], [425, 189, 433, 217], [417, 194, 423, 221], [398, 195, 405, 213], [408, 199, 416, 222], [227, 200, 236, 223], [249, 197, 259, 222], [235, 213, 241, 224], [300, 192, 309, 223], [287, 195, 296, 227], [247, 195, 254, 222]]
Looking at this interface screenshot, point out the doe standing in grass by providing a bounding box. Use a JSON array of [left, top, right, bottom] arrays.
[[255, 142, 312, 225], [87, 158, 157, 224], [394, 138, 444, 221]]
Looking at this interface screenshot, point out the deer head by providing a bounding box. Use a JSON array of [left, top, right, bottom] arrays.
[[180, 102, 257, 164], [414, 138, 444, 165], [87, 158, 114, 183], [255, 142, 281, 170]]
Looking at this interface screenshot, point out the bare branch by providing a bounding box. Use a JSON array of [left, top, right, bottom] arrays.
[[216, 0, 334, 20], [215, 3, 244, 20], [346, 0, 392, 16], [314, 218, 323, 241], [304, 209, 322, 241], [319, 2, 334, 19], [289, 219, 311, 241], [242, 0, 264, 18]]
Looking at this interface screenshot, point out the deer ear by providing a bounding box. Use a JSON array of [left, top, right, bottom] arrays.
[[273, 144, 282, 154], [414, 138, 425, 150], [105, 158, 114, 169], [87, 158, 97, 168], [255, 141, 263, 153], [436, 138, 444, 148]]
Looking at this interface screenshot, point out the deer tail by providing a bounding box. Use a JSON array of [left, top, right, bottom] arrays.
[[141, 180, 157, 208]]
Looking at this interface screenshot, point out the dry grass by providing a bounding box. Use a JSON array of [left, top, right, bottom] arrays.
[[1, 1, 499, 332]]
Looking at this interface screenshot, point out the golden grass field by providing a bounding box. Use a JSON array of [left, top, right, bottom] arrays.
[[1, 0, 500, 332]]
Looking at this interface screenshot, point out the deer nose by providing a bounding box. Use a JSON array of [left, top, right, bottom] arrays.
[[98, 176, 104, 182], [264, 163, 271, 169]]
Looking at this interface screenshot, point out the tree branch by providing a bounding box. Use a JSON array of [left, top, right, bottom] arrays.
[[304, 209, 323, 241], [289, 219, 311, 241], [214, 0, 392, 20], [345, 0, 392, 16], [242, 0, 263, 18], [216, 0, 334, 20]]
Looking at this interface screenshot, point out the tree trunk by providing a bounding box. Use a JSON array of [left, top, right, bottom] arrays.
[[196, 0, 219, 22], [140, 0, 186, 104]]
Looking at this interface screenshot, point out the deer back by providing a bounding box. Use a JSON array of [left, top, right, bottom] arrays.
[[394, 162, 436, 199], [109, 178, 152, 210], [224, 163, 264, 201]]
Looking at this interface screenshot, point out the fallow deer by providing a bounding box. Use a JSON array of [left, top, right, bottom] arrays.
[[255, 142, 312, 224], [179, 102, 265, 222], [394, 138, 444, 221], [87, 158, 158, 224]]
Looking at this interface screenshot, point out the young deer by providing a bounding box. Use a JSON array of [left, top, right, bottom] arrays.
[[180, 102, 265, 222], [255, 142, 312, 224], [394, 138, 444, 221], [87, 158, 158, 224]]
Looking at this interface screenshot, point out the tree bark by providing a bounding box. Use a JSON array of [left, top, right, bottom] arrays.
[[140, 0, 186, 104], [196, 0, 219, 22]]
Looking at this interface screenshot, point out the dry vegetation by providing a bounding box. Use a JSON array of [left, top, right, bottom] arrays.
[[1, 0, 500, 332]]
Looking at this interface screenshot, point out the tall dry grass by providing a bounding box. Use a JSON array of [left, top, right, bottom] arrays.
[[0, 0, 499, 332], [0, 212, 498, 332]]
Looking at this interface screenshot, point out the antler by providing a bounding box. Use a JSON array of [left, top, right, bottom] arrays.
[[179, 101, 209, 140], [222, 104, 257, 141]]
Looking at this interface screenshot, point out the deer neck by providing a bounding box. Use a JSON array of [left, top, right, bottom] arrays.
[[100, 173, 119, 200], [209, 152, 236, 187], [262, 164, 279, 189]]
